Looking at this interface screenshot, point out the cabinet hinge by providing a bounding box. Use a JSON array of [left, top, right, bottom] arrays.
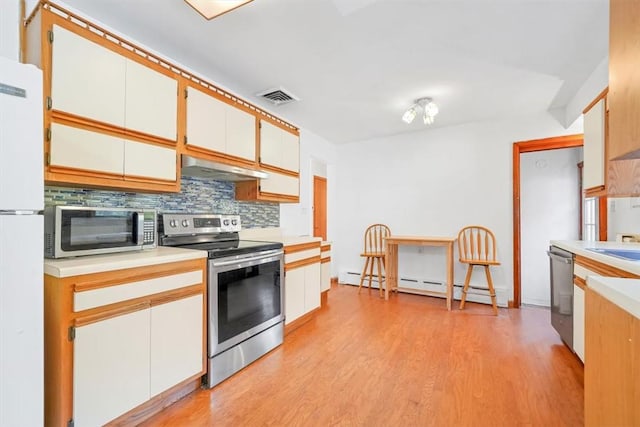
[[184, 88, 188, 99], [258, 185, 261, 192], [46, 96, 52, 110], [67, 418, 74, 427], [46, 127, 51, 141], [183, 135, 188, 144], [47, 30, 54, 44], [46, 152, 51, 166], [68, 326, 75, 341]]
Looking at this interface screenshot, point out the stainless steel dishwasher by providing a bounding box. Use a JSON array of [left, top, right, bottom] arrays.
[[547, 246, 574, 348]]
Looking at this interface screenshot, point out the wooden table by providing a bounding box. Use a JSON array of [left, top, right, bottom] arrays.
[[384, 235, 456, 310]]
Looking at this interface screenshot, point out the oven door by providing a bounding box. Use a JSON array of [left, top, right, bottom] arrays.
[[209, 249, 284, 356], [55, 206, 144, 257]]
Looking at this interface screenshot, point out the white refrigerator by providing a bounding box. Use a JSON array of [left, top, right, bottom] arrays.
[[0, 56, 44, 426]]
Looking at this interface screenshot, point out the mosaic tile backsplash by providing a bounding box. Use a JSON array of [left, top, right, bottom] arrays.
[[44, 176, 279, 229]]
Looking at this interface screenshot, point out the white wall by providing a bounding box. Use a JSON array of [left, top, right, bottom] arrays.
[[520, 147, 582, 307], [0, 0, 20, 61], [608, 197, 640, 240], [334, 112, 583, 306], [563, 56, 608, 128]]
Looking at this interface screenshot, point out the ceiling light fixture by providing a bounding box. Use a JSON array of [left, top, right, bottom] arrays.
[[402, 97, 439, 125], [185, 0, 254, 20]]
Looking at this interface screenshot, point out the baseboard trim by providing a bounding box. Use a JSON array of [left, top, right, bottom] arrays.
[[285, 307, 320, 336], [107, 375, 202, 426]]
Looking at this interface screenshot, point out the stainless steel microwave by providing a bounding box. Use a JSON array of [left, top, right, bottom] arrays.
[[44, 206, 156, 258]]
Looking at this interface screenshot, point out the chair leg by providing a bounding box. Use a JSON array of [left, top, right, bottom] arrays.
[[484, 265, 498, 315], [376, 256, 384, 298], [367, 255, 375, 291], [358, 257, 370, 294], [459, 264, 473, 310]]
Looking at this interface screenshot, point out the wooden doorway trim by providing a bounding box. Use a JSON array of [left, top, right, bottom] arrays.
[[313, 175, 327, 240], [512, 134, 584, 308]]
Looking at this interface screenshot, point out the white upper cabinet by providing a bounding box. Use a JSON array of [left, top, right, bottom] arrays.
[[186, 87, 226, 153], [226, 104, 256, 161], [124, 59, 177, 140], [51, 25, 178, 141], [259, 120, 299, 172], [50, 123, 124, 175], [51, 24, 126, 127], [583, 98, 606, 190], [185, 87, 255, 162], [124, 141, 176, 181], [260, 170, 299, 197]]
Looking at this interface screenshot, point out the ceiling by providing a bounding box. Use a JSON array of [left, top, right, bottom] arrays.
[[55, 0, 608, 144]]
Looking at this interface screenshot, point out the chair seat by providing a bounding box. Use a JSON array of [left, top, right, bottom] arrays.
[[361, 252, 385, 258], [460, 260, 501, 266]]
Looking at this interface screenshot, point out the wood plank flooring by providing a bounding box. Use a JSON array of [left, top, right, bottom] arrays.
[[142, 285, 584, 426]]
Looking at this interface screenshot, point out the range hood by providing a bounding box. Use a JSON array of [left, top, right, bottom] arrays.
[[181, 156, 268, 181]]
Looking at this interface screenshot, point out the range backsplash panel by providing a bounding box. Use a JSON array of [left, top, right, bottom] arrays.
[[44, 176, 279, 229]]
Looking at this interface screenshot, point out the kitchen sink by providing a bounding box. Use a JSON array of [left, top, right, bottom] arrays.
[[586, 248, 640, 261]]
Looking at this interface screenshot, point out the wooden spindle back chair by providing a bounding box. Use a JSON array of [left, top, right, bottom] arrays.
[[457, 225, 500, 314], [359, 224, 391, 297]]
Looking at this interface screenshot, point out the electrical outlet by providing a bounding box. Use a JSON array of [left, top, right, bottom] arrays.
[[418, 247, 424, 254]]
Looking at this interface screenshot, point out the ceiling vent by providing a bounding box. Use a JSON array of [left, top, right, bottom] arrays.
[[255, 87, 300, 106]]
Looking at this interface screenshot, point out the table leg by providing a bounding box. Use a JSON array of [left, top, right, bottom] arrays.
[[446, 242, 453, 311]]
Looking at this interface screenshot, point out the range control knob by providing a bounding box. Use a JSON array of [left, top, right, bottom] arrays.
[[223, 219, 230, 226], [181, 219, 190, 227], [231, 219, 238, 226], [169, 219, 177, 228]]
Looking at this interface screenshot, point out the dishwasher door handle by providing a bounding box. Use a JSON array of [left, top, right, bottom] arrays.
[[547, 251, 573, 264]]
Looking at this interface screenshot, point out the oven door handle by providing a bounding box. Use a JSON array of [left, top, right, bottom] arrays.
[[211, 250, 283, 268]]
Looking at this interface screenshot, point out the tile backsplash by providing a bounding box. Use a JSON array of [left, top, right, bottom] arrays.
[[44, 176, 279, 229]]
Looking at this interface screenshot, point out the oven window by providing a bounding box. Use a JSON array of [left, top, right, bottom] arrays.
[[61, 210, 136, 251], [217, 260, 281, 343]]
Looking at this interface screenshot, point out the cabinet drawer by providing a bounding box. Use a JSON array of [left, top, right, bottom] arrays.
[[74, 270, 202, 311], [285, 248, 321, 264]]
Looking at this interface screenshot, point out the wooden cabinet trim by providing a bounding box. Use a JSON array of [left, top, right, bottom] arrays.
[[320, 257, 331, 264], [180, 144, 259, 169], [285, 256, 322, 272], [584, 185, 606, 197], [573, 275, 587, 290], [284, 242, 322, 254], [583, 87, 609, 114], [575, 255, 640, 278], [321, 244, 331, 252], [260, 163, 300, 177], [74, 285, 204, 326]]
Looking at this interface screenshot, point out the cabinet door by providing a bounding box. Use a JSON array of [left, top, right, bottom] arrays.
[[51, 25, 125, 127], [259, 121, 282, 167], [280, 130, 299, 172], [125, 59, 177, 141], [285, 267, 306, 324], [260, 171, 299, 197], [226, 105, 255, 161], [150, 295, 203, 396], [73, 309, 150, 427], [573, 284, 585, 362], [124, 140, 176, 181], [50, 123, 124, 175], [185, 87, 226, 153], [583, 98, 605, 190], [304, 262, 321, 312], [321, 261, 331, 292]]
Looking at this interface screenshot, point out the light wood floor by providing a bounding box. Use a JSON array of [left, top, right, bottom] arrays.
[[142, 284, 584, 426]]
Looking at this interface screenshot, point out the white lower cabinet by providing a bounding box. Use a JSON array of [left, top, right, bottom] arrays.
[[321, 261, 331, 292], [73, 309, 151, 427], [150, 295, 203, 396], [573, 284, 585, 362], [285, 262, 321, 324]]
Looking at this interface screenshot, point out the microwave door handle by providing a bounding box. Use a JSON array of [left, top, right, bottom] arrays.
[[134, 212, 144, 244]]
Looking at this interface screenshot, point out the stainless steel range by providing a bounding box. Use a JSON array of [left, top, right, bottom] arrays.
[[158, 213, 284, 388]]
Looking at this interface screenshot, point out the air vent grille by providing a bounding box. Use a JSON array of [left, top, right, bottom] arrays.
[[256, 87, 299, 106]]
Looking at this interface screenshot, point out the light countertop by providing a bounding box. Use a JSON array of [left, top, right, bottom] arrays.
[[550, 240, 640, 276], [44, 246, 207, 278], [587, 275, 640, 319]]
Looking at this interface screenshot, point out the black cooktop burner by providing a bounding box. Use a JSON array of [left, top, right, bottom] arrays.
[[172, 240, 283, 259]]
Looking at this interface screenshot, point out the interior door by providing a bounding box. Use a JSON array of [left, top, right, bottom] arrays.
[[313, 176, 327, 240]]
